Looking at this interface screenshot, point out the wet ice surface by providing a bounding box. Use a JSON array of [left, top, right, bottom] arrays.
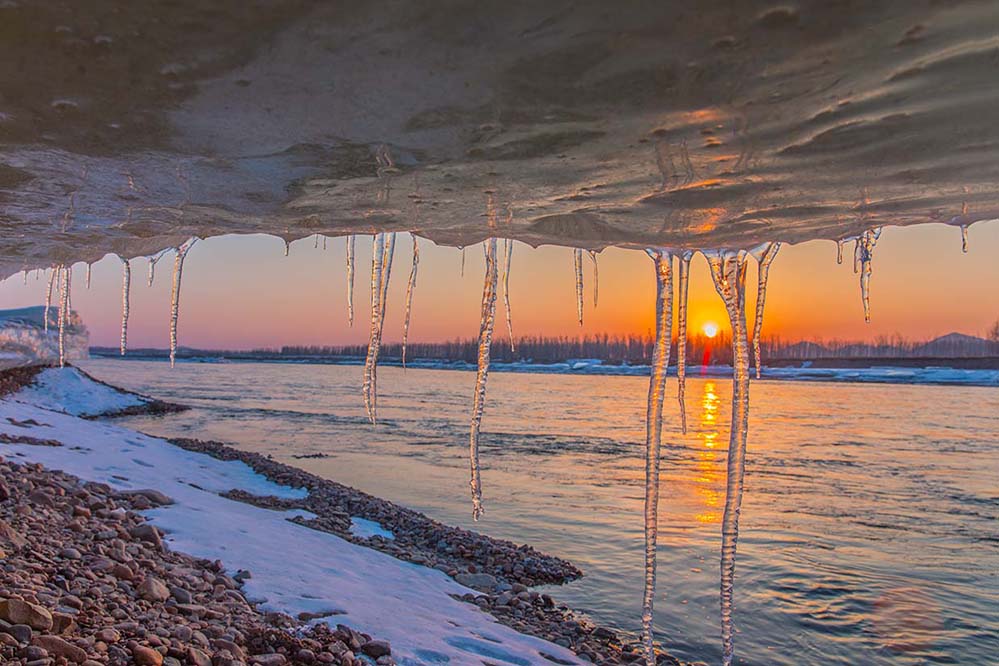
[[86, 360, 999, 666], [3, 2, 999, 272]]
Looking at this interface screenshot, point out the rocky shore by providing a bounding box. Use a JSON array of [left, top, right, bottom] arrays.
[[0, 456, 398, 666]]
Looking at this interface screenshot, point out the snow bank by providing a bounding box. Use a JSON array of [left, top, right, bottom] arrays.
[[15, 367, 148, 417], [350, 516, 395, 541], [0, 306, 88, 368], [1, 374, 581, 666]]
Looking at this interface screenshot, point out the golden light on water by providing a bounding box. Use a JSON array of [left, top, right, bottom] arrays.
[[702, 322, 719, 338], [694, 381, 723, 524]]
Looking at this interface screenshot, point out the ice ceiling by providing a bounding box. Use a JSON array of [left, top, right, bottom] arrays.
[[2, 0, 999, 275]]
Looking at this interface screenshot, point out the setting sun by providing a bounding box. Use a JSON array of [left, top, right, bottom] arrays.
[[702, 322, 719, 338]]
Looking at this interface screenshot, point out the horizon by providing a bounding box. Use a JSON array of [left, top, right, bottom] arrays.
[[1, 221, 997, 351]]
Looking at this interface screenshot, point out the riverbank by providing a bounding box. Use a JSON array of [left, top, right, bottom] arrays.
[[0, 366, 666, 666]]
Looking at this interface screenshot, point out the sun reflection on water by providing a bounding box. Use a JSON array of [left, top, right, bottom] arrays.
[[694, 381, 723, 524]]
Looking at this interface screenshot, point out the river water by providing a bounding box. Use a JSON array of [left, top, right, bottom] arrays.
[[77, 359, 999, 666]]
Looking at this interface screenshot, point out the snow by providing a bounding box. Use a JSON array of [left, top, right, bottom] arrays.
[[15, 367, 148, 417], [349, 517, 395, 541], [1, 370, 581, 666]]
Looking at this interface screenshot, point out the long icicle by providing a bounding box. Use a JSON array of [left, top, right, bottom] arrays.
[[469, 237, 499, 520], [44, 269, 56, 332], [460, 246, 466, 277], [372, 233, 397, 417], [169, 239, 196, 367], [749, 242, 781, 379], [119, 257, 131, 356], [858, 227, 882, 323], [85, 263, 92, 289], [676, 250, 693, 434], [502, 238, 515, 353], [640, 249, 674, 666], [57, 265, 69, 367], [589, 250, 599, 308], [402, 236, 420, 369], [346, 235, 356, 327], [704, 249, 751, 666], [362, 235, 386, 423], [574, 248, 584, 326]]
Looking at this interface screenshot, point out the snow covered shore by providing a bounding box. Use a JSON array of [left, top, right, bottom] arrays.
[[0, 367, 619, 666]]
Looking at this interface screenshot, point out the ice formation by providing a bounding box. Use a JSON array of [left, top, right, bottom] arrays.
[[468, 238, 499, 521], [640, 249, 674, 666], [961, 225, 969, 253], [147, 249, 169, 287], [362, 233, 396, 423], [85, 263, 92, 290], [856, 228, 883, 323], [589, 250, 599, 308], [402, 236, 419, 368], [704, 249, 751, 666], [502, 238, 515, 353], [346, 235, 356, 327], [459, 246, 466, 277], [43, 269, 55, 332], [676, 250, 693, 434], [169, 239, 197, 367], [836, 239, 844, 265], [574, 248, 584, 326], [749, 243, 781, 379], [57, 265, 70, 367], [119, 258, 131, 356]]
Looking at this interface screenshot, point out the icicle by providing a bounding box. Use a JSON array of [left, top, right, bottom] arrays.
[[85, 263, 92, 290], [853, 238, 861, 274], [502, 238, 515, 353], [119, 258, 131, 356], [169, 239, 197, 367], [704, 249, 751, 666], [459, 246, 466, 277], [57, 265, 70, 367], [960, 225, 969, 253], [402, 236, 420, 368], [857, 227, 882, 323], [22, 270, 26, 285], [749, 243, 781, 379], [346, 235, 356, 327], [362, 233, 396, 423], [44, 269, 55, 332], [676, 250, 693, 434], [314, 234, 320, 249], [323, 235, 327, 250], [573, 248, 585, 326], [284, 239, 290, 257], [469, 237, 499, 520], [588, 250, 599, 308], [836, 239, 844, 265], [147, 250, 168, 287], [640, 249, 674, 666]]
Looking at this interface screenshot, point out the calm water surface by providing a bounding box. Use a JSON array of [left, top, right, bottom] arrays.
[[77, 359, 999, 666]]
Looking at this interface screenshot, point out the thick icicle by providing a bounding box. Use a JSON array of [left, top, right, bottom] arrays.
[[574, 248, 584, 326], [502, 238, 515, 353], [44, 269, 55, 332], [676, 250, 693, 434], [119, 258, 131, 356], [346, 235, 356, 327], [402, 235, 420, 368], [361, 233, 385, 423], [704, 249, 751, 666], [169, 239, 197, 367], [857, 227, 882, 323], [469, 237, 499, 521], [960, 225, 969, 253], [640, 249, 674, 666], [749, 242, 781, 379], [589, 250, 599, 308], [57, 265, 70, 367], [85, 263, 92, 290]]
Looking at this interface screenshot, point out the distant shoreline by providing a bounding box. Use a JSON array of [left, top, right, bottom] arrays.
[[86, 350, 999, 387]]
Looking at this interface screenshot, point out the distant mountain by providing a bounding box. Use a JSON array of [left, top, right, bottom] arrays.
[[912, 332, 996, 357]]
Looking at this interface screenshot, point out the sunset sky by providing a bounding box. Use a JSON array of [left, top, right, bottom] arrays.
[[2, 222, 997, 350]]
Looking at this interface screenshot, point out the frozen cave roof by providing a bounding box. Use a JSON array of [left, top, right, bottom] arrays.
[[2, 0, 999, 275]]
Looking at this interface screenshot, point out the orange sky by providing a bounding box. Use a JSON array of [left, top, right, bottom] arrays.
[[2, 221, 998, 350]]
